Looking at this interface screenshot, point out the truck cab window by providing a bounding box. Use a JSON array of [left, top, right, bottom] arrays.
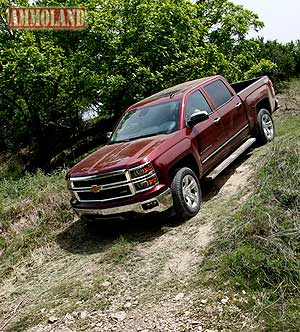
[[204, 80, 233, 108], [110, 101, 180, 143], [186, 90, 212, 121]]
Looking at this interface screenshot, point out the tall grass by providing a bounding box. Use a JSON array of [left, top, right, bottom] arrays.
[[203, 114, 300, 330], [0, 168, 73, 278]]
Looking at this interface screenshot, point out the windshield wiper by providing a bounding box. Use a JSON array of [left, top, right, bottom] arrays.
[[126, 131, 167, 141], [107, 139, 131, 145], [110, 131, 167, 144]]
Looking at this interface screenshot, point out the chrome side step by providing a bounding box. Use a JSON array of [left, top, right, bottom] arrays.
[[204, 138, 256, 181]]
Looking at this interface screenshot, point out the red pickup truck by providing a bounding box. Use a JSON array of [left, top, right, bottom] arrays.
[[66, 75, 278, 221]]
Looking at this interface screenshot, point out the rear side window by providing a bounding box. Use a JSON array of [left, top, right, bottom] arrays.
[[186, 90, 212, 121], [204, 80, 233, 108]]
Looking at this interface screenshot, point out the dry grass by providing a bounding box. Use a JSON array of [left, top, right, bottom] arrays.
[[0, 168, 74, 279]]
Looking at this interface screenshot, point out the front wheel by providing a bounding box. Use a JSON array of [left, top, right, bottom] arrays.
[[256, 108, 275, 144], [171, 167, 201, 220]]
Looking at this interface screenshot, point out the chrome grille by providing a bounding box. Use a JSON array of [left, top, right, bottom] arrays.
[[69, 163, 158, 203], [77, 185, 132, 201], [72, 173, 127, 189]]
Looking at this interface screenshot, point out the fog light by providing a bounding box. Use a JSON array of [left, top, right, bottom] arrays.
[[142, 200, 159, 210]]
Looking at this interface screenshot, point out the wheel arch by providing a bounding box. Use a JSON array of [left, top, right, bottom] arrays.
[[256, 98, 272, 113], [168, 154, 200, 182]]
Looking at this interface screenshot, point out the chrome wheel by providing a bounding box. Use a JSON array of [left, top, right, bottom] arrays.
[[171, 167, 202, 219], [182, 174, 199, 209], [262, 113, 274, 140]]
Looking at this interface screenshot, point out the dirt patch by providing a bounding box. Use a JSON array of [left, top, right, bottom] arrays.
[[216, 163, 253, 196], [0, 156, 256, 332], [137, 220, 213, 282]]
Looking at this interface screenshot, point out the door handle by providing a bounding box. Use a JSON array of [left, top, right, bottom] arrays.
[[236, 102, 242, 108], [213, 117, 221, 124]]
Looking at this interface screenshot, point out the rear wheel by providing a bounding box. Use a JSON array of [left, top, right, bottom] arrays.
[[171, 167, 201, 220], [256, 108, 275, 144]]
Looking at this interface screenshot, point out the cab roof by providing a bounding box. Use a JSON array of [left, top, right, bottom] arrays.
[[129, 76, 215, 110]]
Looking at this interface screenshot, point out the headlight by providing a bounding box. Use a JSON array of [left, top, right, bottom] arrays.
[[130, 163, 154, 179], [134, 175, 159, 191]]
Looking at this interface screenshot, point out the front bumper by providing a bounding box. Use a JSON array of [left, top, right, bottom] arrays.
[[73, 188, 173, 218]]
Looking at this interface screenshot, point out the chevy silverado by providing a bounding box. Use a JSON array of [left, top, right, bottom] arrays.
[[66, 75, 279, 221]]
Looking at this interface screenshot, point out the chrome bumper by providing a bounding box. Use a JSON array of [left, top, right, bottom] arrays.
[[74, 188, 173, 217]]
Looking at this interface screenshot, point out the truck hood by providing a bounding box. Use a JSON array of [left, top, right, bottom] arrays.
[[68, 134, 172, 177]]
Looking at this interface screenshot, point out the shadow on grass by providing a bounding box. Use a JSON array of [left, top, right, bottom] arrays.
[[57, 149, 254, 255], [56, 210, 182, 255]]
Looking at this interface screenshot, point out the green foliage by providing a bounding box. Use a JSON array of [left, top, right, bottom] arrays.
[[254, 38, 300, 84], [1, 0, 299, 170], [105, 235, 135, 262], [0, 0, 105, 168], [227, 137, 300, 291], [0, 0, 266, 169], [244, 59, 278, 80]]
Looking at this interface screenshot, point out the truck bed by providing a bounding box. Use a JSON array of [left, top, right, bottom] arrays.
[[231, 76, 270, 104], [231, 77, 262, 94]]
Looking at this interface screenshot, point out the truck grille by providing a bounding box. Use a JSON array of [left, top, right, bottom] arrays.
[[72, 173, 127, 189], [68, 163, 159, 203], [77, 185, 132, 201], [70, 170, 133, 202]]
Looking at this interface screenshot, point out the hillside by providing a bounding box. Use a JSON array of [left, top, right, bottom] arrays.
[[0, 80, 299, 332]]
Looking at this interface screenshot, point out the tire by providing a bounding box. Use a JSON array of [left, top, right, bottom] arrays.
[[171, 167, 201, 220], [256, 108, 275, 144]]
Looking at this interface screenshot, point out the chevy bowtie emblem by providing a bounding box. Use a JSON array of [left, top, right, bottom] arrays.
[[91, 185, 102, 193]]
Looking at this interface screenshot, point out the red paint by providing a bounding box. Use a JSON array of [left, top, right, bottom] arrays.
[[67, 75, 277, 211]]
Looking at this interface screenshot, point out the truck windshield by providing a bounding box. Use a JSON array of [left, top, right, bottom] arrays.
[[110, 100, 180, 143]]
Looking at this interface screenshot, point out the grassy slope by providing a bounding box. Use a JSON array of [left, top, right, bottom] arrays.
[[201, 80, 300, 331], [0, 80, 299, 331], [0, 166, 74, 278]]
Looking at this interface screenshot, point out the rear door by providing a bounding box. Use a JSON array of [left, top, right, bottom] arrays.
[[185, 90, 228, 173], [202, 79, 249, 151]]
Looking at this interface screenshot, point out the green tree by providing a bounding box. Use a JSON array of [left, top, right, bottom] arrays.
[[0, 0, 106, 168], [1, 0, 272, 170], [254, 38, 298, 81]]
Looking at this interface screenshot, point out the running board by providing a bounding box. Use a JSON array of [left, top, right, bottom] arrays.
[[204, 138, 256, 181]]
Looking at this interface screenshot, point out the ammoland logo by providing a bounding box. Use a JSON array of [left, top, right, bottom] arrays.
[[7, 7, 87, 29]]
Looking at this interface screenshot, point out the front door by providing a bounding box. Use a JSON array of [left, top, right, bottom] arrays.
[[185, 90, 228, 173]]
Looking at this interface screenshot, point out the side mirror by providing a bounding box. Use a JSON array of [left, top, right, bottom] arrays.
[[187, 109, 209, 128], [106, 132, 112, 139]]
